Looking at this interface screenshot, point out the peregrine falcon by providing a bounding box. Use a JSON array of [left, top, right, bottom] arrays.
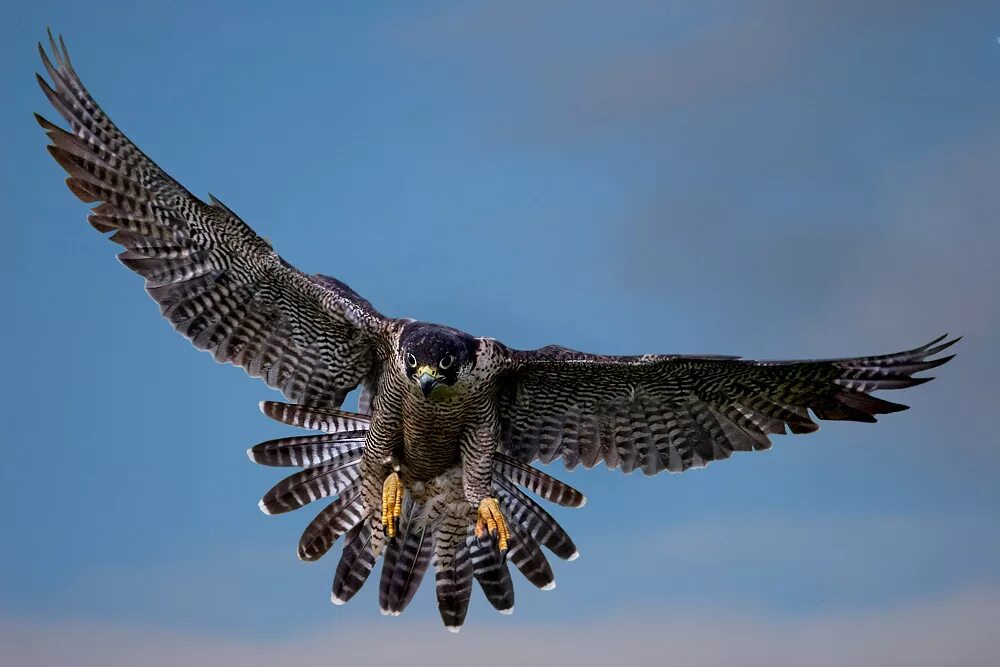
[[36, 32, 957, 630]]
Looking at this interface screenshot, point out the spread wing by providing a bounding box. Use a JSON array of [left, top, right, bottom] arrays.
[[498, 336, 957, 475], [36, 32, 388, 407]]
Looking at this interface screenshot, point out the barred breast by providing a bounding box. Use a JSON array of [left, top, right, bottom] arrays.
[[393, 339, 506, 482], [400, 390, 469, 481]]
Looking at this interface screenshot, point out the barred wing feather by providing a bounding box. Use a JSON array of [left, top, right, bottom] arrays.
[[500, 336, 957, 475], [36, 32, 388, 408]]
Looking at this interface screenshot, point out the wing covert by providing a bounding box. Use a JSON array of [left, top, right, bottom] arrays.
[[36, 32, 388, 407]]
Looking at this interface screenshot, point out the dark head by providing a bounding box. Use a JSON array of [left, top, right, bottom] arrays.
[[399, 323, 477, 398]]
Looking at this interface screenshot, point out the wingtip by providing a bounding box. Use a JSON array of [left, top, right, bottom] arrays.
[[331, 592, 347, 606], [499, 606, 514, 615], [916, 353, 957, 373], [577, 495, 587, 508], [541, 580, 556, 591], [47, 29, 61, 63], [59, 32, 72, 67], [44, 29, 64, 70], [925, 335, 961, 357], [445, 625, 462, 634], [34, 71, 53, 94], [567, 550, 580, 561], [257, 498, 273, 515]]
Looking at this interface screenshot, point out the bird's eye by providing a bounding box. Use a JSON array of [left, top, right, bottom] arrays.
[[439, 354, 454, 370], [406, 353, 417, 368]]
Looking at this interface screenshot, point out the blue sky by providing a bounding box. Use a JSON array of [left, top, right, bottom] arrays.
[[2, 2, 999, 665]]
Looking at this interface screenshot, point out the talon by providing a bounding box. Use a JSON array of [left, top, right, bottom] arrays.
[[475, 497, 509, 552], [381, 472, 404, 538]]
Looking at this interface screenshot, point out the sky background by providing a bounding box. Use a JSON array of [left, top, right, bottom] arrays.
[[2, 1, 999, 665]]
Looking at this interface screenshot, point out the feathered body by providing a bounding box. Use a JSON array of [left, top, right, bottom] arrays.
[[34, 31, 957, 630]]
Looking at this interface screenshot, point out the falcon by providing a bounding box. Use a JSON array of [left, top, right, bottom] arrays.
[[35, 32, 957, 630]]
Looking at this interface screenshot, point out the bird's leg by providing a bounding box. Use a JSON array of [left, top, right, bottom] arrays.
[[475, 497, 509, 552], [460, 421, 509, 552], [362, 409, 403, 554], [360, 451, 394, 555], [381, 467, 404, 538]]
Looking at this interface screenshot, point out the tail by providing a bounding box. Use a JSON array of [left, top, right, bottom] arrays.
[[250, 401, 586, 631]]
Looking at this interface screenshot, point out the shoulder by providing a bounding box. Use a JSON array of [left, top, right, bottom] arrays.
[[473, 337, 514, 373]]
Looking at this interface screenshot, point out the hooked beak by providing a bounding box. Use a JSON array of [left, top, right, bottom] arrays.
[[416, 365, 440, 397]]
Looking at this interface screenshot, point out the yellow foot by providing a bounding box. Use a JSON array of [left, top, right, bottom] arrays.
[[381, 472, 404, 538], [475, 497, 509, 552]]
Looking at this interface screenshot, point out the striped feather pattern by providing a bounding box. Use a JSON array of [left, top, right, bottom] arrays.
[[258, 462, 360, 515], [468, 530, 515, 614], [496, 479, 579, 560], [506, 523, 555, 590], [433, 513, 474, 631], [331, 522, 377, 605], [248, 433, 364, 468], [378, 500, 435, 615], [250, 404, 584, 629], [36, 33, 390, 408], [37, 31, 957, 633], [500, 336, 957, 476], [259, 401, 371, 433], [495, 453, 586, 507], [298, 487, 365, 562]]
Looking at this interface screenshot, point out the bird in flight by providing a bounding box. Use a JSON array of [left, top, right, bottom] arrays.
[[36, 31, 957, 631]]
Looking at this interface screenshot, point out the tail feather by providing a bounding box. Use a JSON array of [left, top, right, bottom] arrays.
[[378, 506, 407, 614], [251, 403, 584, 629], [298, 487, 365, 562], [248, 433, 364, 468], [496, 454, 586, 507], [468, 531, 515, 614], [379, 501, 435, 615], [433, 514, 473, 632], [331, 522, 376, 605], [506, 523, 555, 590], [496, 479, 578, 560], [258, 462, 360, 515], [260, 401, 370, 433]]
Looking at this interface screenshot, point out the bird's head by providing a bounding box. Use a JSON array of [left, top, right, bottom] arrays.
[[399, 323, 477, 399]]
